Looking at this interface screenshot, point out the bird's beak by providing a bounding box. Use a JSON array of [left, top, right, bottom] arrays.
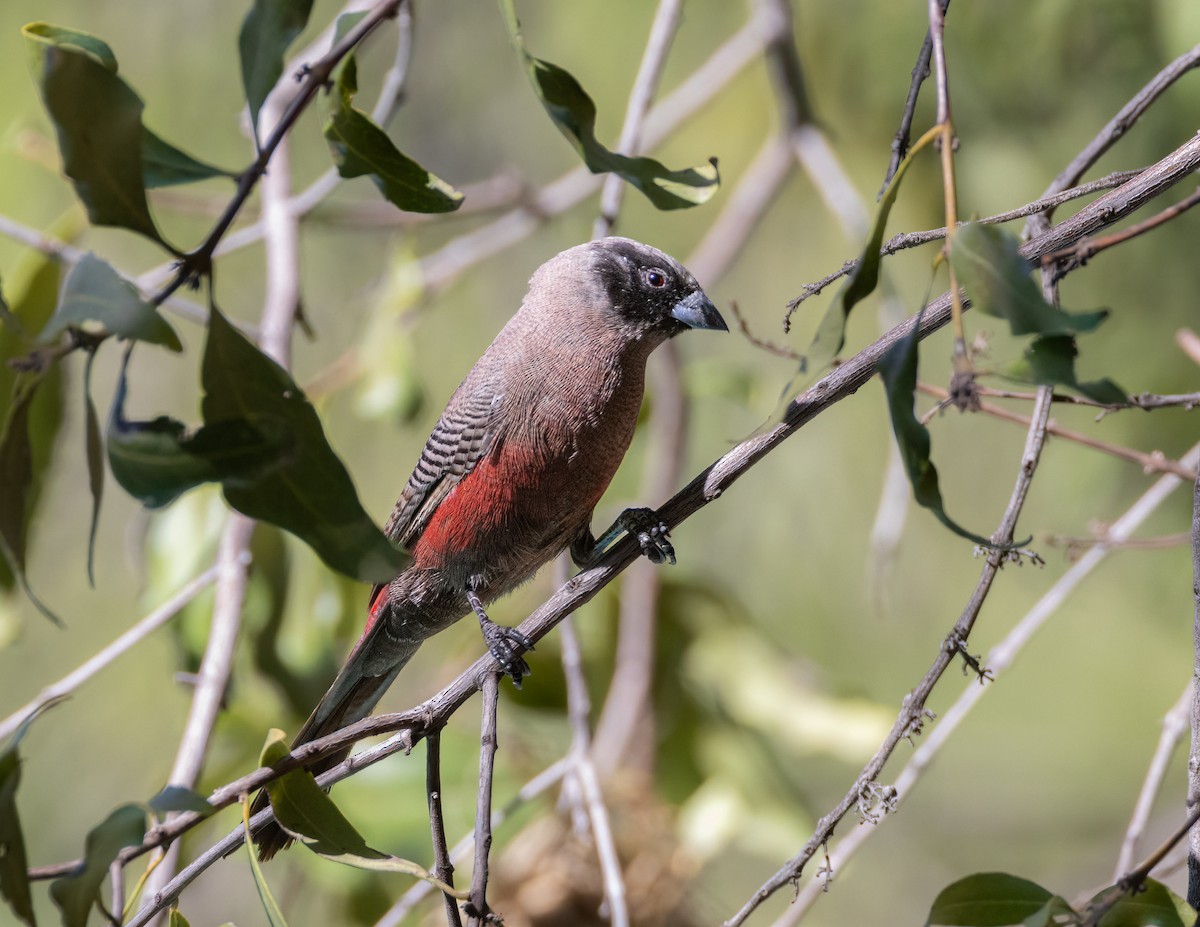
[[670, 290, 728, 332]]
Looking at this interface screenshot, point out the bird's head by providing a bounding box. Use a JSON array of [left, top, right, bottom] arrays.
[[532, 237, 727, 344]]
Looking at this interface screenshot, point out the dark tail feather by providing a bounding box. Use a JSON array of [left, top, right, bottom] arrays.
[[251, 663, 404, 860]]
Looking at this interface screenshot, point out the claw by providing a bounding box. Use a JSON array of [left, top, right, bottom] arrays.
[[618, 507, 676, 566], [468, 590, 532, 686]]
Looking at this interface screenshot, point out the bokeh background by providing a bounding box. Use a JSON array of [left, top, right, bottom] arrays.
[[2, 1, 1200, 925]]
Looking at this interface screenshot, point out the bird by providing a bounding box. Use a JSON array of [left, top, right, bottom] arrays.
[[253, 236, 726, 858]]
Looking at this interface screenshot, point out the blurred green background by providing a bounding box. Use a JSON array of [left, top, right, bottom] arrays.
[[2, 1, 1200, 925]]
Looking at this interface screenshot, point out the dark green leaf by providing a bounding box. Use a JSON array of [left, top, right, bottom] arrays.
[[926, 872, 1069, 926], [238, 0, 315, 140], [324, 56, 464, 214], [259, 731, 465, 892], [1007, 335, 1127, 405], [41, 254, 181, 351], [0, 373, 62, 625], [0, 251, 64, 597], [107, 357, 291, 509], [141, 129, 237, 189], [1094, 880, 1191, 927], [148, 785, 212, 816], [951, 223, 1109, 336], [804, 124, 939, 372], [83, 351, 103, 587], [499, 0, 718, 210], [50, 804, 146, 927], [879, 315, 1008, 549], [0, 699, 65, 927], [242, 789, 289, 927], [22, 24, 165, 245], [201, 307, 410, 582]]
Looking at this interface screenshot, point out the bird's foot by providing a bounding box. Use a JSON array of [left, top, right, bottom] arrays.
[[616, 507, 676, 565], [468, 591, 533, 687]]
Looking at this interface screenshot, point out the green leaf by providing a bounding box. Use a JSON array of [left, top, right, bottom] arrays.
[[41, 254, 181, 351], [926, 872, 1070, 926], [201, 307, 410, 583], [1006, 334, 1127, 405], [82, 351, 103, 587], [148, 785, 212, 816], [879, 314, 1010, 549], [0, 247, 65, 601], [951, 223, 1109, 336], [242, 795, 289, 927], [141, 129, 237, 189], [1094, 879, 1192, 927], [0, 699, 65, 927], [804, 124, 941, 372], [498, 0, 718, 210], [22, 24, 164, 245], [258, 731, 466, 895], [324, 56, 464, 214], [0, 373, 62, 625], [238, 0, 315, 140], [50, 804, 146, 927], [107, 355, 292, 509], [167, 909, 191, 927]]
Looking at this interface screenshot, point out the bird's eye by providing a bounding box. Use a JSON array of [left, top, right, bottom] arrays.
[[644, 268, 667, 288]]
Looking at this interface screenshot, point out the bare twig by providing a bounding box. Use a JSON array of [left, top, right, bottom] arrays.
[[1117, 682, 1193, 878], [725, 384, 1057, 927], [1025, 42, 1200, 241], [879, 0, 951, 194], [917, 383, 1198, 480], [561, 617, 629, 926], [426, 733, 463, 927], [376, 760, 569, 927], [0, 568, 217, 743], [780, 444, 1200, 924], [140, 518, 253, 918], [1044, 531, 1190, 560], [785, 170, 1140, 314], [1043, 185, 1200, 273], [593, 0, 684, 239], [465, 673, 501, 926], [954, 384, 1200, 414]]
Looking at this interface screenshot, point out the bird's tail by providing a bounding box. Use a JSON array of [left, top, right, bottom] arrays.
[[251, 602, 418, 860]]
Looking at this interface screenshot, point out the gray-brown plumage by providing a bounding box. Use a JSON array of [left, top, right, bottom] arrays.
[[253, 237, 725, 858]]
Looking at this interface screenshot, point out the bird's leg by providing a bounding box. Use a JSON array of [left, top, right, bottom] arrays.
[[467, 589, 533, 687], [584, 507, 676, 566]]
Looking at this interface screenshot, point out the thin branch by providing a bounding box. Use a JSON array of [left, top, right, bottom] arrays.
[[426, 733, 463, 927], [375, 760, 569, 927], [1044, 531, 1190, 561], [879, 0, 951, 194], [1025, 42, 1200, 240], [70, 140, 1200, 912], [725, 383, 1057, 927], [140, 518, 253, 915], [957, 384, 1200, 414], [785, 170, 1139, 314], [0, 568, 217, 743], [151, 0, 405, 307], [1116, 682, 1192, 878], [780, 443, 1200, 925], [560, 617, 629, 927], [757, 0, 868, 239], [465, 673, 500, 926], [1043, 185, 1200, 273], [593, 0, 684, 239], [917, 383, 1198, 480]]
